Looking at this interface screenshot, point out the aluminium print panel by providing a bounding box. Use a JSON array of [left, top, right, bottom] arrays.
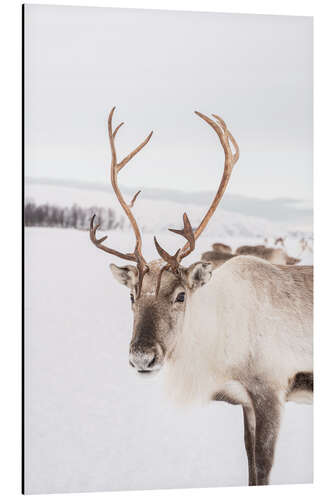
[[23, 4, 313, 494]]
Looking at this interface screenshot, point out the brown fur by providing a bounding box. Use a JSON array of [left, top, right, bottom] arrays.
[[236, 245, 300, 265], [202, 246, 301, 269], [212, 242, 232, 254], [201, 250, 234, 269]]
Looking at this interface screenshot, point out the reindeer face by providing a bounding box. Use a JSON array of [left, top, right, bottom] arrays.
[[110, 260, 213, 376]]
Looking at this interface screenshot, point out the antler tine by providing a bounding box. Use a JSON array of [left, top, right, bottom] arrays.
[[113, 122, 124, 138], [108, 107, 153, 173], [117, 131, 153, 172], [168, 213, 195, 256], [212, 114, 239, 164], [154, 237, 181, 272], [129, 190, 141, 208], [108, 107, 118, 167], [91, 220, 108, 245], [89, 215, 136, 261]]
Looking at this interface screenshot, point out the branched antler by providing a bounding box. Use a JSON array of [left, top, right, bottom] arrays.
[[153, 111, 239, 291], [90, 107, 153, 296], [154, 213, 194, 272], [154, 213, 195, 296]]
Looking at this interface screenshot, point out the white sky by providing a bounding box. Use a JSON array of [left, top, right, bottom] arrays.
[[25, 5, 312, 201]]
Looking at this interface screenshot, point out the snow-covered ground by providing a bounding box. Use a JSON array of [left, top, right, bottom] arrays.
[[24, 227, 313, 494]]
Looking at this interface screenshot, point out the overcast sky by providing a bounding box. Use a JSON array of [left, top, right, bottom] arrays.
[[25, 5, 312, 202]]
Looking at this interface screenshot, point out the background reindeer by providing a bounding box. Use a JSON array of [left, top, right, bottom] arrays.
[[202, 243, 301, 269], [235, 244, 301, 265], [200, 242, 234, 269], [90, 108, 313, 486], [212, 242, 232, 254], [201, 248, 234, 269], [274, 237, 286, 247], [299, 237, 313, 256]]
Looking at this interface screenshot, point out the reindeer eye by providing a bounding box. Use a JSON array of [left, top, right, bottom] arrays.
[[130, 293, 134, 304], [175, 292, 185, 303]]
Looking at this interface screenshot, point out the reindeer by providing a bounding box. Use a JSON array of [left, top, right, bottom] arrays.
[[202, 243, 300, 269], [274, 237, 286, 248], [201, 249, 234, 269], [201, 242, 234, 269], [212, 242, 232, 254], [299, 237, 313, 255], [235, 244, 301, 265], [90, 108, 313, 486]]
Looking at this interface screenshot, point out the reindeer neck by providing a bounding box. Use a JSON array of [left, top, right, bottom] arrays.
[[164, 274, 226, 406]]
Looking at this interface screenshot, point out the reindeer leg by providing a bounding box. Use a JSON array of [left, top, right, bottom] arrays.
[[250, 390, 284, 486], [242, 405, 257, 486]]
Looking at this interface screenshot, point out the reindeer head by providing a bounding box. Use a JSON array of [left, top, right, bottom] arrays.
[[90, 108, 239, 375], [110, 259, 213, 374]]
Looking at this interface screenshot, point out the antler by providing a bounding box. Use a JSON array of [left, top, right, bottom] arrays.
[[153, 213, 195, 272], [90, 215, 136, 262], [153, 213, 195, 297], [154, 111, 239, 273], [90, 107, 153, 296]]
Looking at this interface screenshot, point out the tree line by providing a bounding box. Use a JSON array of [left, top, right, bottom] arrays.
[[24, 200, 124, 231]]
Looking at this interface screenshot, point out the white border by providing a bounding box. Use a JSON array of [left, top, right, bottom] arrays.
[[1, 0, 332, 499]]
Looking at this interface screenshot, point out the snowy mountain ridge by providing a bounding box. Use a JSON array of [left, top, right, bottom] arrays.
[[25, 181, 312, 240]]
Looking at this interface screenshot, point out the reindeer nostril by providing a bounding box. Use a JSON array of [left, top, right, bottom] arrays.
[[129, 346, 162, 372], [148, 355, 156, 368]]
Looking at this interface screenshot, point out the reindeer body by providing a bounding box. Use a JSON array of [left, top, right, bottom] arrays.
[[236, 245, 301, 265], [202, 245, 301, 269], [165, 255, 313, 406], [212, 242, 232, 254], [163, 256, 313, 485], [201, 250, 234, 269]]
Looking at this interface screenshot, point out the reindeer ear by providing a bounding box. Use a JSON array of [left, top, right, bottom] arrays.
[[186, 261, 213, 289], [109, 264, 138, 288]]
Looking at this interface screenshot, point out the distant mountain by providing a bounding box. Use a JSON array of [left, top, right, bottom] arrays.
[[25, 177, 313, 234]]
